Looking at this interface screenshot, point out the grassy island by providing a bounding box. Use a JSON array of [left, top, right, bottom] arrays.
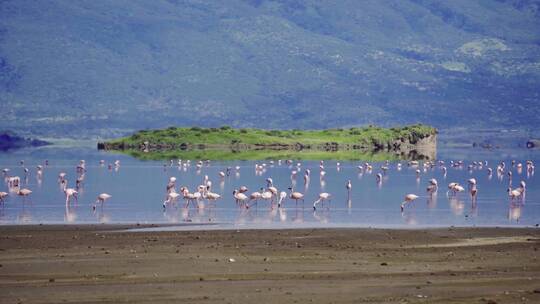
[[99, 124, 437, 160]]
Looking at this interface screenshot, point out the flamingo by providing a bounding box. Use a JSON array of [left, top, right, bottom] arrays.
[[180, 187, 201, 208], [450, 184, 465, 196], [508, 187, 522, 201], [260, 189, 274, 207], [288, 187, 304, 206], [446, 182, 461, 196], [0, 191, 8, 204], [247, 189, 263, 208], [166, 181, 176, 193], [63, 183, 78, 205], [427, 178, 438, 194], [204, 188, 221, 204], [233, 189, 248, 206], [238, 186, 248, 193], [291, 170, 297, 181], [346, 180, 352, 199], [76, 175, 84, 189], [58, 172, 67, 184], [313, 192, 331, 210], [519, 180, 526, 194], [400, 194, 419, 212], [266, 178, 278, 196], [277, 191, 287, 208], [470, 183, 478, 198], [7, 176, 20, 188], [93, 193, 112, 210], [163, 191, 181, 209], [303, 173, 310, 185], [18, 188, 32, 202], [468, 178, 478, 198]]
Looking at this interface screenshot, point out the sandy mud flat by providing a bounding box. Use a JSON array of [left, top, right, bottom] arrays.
[[0, 225, 539, 303]]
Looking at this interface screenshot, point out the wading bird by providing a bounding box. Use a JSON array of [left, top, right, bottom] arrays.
[[93, 193, 112, 210], [400, 194, 419, 212], [313, 192, 331, 210]]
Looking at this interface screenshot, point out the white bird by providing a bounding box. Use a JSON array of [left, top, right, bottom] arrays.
[[288, 187, 304, 206], [427, 178, 438, 194], [93, 193, 112, 210], [18, 188, 32, 202], [7, 176, 20, 188], [260, 189, 274, 207], [277, 191, 287, 208], [247, 189, 263, 207], [0, 191, 8, 204], [446, 182, 463, 196], [266, 178, 278, 196], [205, 190, 221, 202], [508, 187, 522, 201], [63, 183, 78, 205], [313, 192, 331, 210], [62, 179, 79, 205], [233, 189, 249, 206], [401, 194, 419, 212]]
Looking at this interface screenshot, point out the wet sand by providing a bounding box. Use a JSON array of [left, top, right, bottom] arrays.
[[0, 225, 539, 303]]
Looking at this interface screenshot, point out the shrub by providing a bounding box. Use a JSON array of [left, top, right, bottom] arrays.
[[266, 130, 282, 136]]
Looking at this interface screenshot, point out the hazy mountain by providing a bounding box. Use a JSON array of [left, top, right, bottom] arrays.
[[1, 0, 539, 138]]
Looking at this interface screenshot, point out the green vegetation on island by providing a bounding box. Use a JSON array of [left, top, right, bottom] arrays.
[[99, 124, 437, 161]]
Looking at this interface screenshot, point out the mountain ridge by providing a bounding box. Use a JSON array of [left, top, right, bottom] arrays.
[[0, 0, 539, 138]]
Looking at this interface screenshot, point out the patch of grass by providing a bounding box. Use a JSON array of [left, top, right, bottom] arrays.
[[102, 124, 436, 160], [121, 149, 404, 161], [106, 124, 437, 147]]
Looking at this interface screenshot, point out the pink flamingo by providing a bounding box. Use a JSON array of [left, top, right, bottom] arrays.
[[313, 192, 331, 210], [93, 193, 112, 210], [400, 194, 419, 212]]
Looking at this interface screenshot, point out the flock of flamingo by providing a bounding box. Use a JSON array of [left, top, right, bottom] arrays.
[[0, 158, 535, 223], [1, 160, 112, 210]]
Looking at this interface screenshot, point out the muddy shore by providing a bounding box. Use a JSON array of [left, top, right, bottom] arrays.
[[0, 225, 539, 303]]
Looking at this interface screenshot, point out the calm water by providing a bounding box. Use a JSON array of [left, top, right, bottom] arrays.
[[0, 144, 539, 229]]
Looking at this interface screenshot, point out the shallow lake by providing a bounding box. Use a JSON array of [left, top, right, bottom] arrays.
[[0, 144, 539, 229]]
